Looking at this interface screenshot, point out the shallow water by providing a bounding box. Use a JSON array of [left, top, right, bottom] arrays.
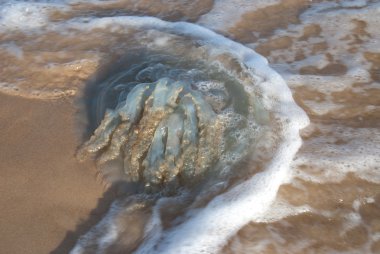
[[0, 1, 379, 253]]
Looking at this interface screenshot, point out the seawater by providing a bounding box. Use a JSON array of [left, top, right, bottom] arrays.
[[0, 1, 379, 253]]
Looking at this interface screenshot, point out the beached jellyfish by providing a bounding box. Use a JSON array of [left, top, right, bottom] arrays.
[[78, 62, 259, 193]]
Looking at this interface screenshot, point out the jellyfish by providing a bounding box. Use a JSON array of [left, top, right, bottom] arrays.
[[77, 63, 258, 194]]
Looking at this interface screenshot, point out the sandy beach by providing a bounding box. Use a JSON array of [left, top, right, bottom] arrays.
[[0, 93, 108, 253], [0, 0, 379, 253]]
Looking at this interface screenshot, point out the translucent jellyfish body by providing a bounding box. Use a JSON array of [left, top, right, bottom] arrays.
[[78, 62, 260, 193]]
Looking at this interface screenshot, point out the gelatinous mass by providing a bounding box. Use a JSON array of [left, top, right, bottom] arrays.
[[78, 63, 259, 192]]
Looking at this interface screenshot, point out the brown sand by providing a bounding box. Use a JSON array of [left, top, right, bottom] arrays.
[[0, 93, 106, 254]]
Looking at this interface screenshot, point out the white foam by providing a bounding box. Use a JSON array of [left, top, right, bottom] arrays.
[[0, 1, 66, 30], [197, 0, 281, 32], [254, 200, 312, 223]]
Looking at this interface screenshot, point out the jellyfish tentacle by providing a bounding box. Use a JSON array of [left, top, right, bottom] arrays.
[[118, 83, 153, 123], [151, 78, 171, 110], [188, 90, 216, 126], [129, 78, 183, 181], [123, 131, 139, 182], [97, 122, 129, 164], [98, 84, 151, 164], [152, 78, 183, 110], [142, 120, 168, 191], [86, 83, 153, 164], [77, 110, 120, 161], [180, 96, 198, 146], [187, 91, 218, 176], [178, 96, 199, 181], [162, 110, 185, 185]]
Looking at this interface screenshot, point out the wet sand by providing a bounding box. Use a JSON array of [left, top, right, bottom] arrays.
[[0, 93, 108, 254]]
